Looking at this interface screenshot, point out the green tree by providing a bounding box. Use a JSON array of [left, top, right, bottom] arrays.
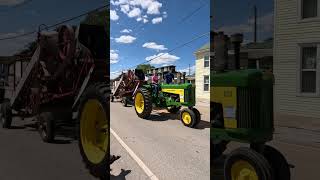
[[15, 41, 37, 57], [136, 64, 155, 73], [81, 9, 109, 35]]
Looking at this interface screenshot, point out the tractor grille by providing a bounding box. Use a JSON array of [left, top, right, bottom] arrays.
[[237, 87, 273, 129]]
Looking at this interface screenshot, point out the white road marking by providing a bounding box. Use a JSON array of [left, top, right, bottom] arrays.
[[111, 128, 159, 180]]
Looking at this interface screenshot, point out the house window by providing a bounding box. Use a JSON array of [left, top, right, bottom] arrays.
[[301, 46, 317, 93], [204, 75, 209, 91], [204, 55, 209, 67], [302, 0, 318, 18]]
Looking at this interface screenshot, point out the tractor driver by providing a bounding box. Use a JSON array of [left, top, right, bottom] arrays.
[[165, 69, 175, 84], [151, 72, 159, 96]]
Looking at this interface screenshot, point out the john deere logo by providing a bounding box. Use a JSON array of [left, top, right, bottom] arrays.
[[224, 91, 232, 97]]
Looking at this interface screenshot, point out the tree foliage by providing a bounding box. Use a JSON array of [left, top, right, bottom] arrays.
[[136, 64, 155, 73]]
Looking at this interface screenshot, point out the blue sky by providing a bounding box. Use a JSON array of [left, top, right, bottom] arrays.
[[0, 0, 106, 56], [110, 0, 210, 79], [214, 0, 273, 43]]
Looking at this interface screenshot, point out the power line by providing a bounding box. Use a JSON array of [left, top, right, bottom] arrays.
[[133, 0, 208, 36], [178, 1, 208, 24], [130, 31, 210, 69], [0, 3, 109, 41]]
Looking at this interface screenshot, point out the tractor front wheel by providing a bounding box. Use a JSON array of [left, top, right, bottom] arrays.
[[1, 100, 12, 129], [263, 145, 291, 180], [78, 82, 109, 179], [224, 147, 273, 180], [180, 108, 198, 128], [38, 112, 55, 143], [134, 88, 152, 119]]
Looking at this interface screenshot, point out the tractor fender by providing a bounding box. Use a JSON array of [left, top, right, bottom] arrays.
[[72, 65, 95, 110]]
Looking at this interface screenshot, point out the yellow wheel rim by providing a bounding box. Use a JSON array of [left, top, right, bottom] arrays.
[[135, 92, 144, 114], [182, 111, 192, 124], [80, 99, 108, 164], [230, 160, 258, 180]]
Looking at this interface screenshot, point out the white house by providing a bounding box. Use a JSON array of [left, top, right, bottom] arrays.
[[274, 0, 320, 119], [194, 43, 210, 101]]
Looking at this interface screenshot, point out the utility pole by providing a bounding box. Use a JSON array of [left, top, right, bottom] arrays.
[[254, 5, 257, 43], [189, 64, 191, 76]]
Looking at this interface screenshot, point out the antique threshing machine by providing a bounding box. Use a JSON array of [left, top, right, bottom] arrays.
[[0, 24, 114, 178], [211, 32, 291, 180]]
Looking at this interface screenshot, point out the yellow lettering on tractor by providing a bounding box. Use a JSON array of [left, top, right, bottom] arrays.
[[161, 89, 185, 103], [212, 87, 237, 128]]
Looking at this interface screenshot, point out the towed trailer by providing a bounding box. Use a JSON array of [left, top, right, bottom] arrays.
[[0, 24, 114, 178]]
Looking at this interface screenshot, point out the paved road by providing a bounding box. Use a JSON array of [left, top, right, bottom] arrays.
[[110, 102, 210, 180], [0, 118, 97, 180], [213, 127, 320, 180]]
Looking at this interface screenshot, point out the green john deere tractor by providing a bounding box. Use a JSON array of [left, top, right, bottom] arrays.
[[211, 33, 291, 180], [133, 83, 201, 128]]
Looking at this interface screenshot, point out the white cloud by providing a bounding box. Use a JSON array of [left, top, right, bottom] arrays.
[[178, 65, 196, 75], [128, 7, 141, 18], [146, 1, 162, 14], [142, 42, 167, 51], [113, 0, 163, 23], [111, 70, 122, 79], [145, 53, 180, 65], [0, 0, 26, 6], [163, 11, 168, 18], [121, 29, 132, 33], [120, 4, 130, 14], [113, 0, 129, 5], [115, 35, 136, 44], [110, 50, 119, 64], [152, 17, 162, 24], [110, 10, 119, 21]]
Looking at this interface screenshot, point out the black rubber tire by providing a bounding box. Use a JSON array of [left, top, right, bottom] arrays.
[[224, 147, 274, 180], [38, 112, 55, 143], [134, 88, 152, 119], [167, 106, 181, 113], [263, 145, 291, 180], [78, 82, 110, 179], [192, 107, 201, 123], [1, 100, 12, 129], [180, 108, 197, 128], [122, 97, 128, 107]]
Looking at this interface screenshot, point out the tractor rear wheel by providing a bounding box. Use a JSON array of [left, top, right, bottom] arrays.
[[38, 112, 55, 143], [134, 88, 152, 119], [224, 147, 274, 180], [78, 82, 109, 179], [263, 145, 291, 180], [180, 108, 197, 128], [167, 106, 181, 113], [1, 100, 12, 129]]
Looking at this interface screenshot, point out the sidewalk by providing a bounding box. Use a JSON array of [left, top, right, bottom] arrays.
[[274, 113, 320, 148]]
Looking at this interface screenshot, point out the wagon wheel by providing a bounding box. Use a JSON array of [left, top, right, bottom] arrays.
[[38, 112, 55, 143], [78, 82, 109, 178], [1, 99, 12, 129]]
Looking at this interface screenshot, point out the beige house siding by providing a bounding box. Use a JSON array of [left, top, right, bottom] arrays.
[[195, 51, 210, 101], [274, 0, 320, 118]]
